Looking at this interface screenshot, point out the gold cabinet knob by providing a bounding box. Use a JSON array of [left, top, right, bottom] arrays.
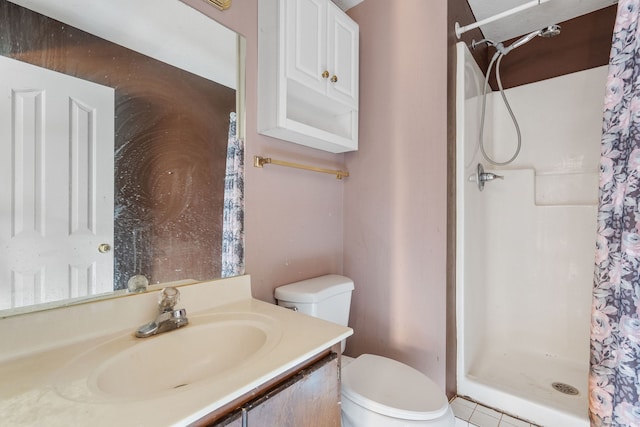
[[330, 75, 338, 83], [322, 70, 330, 79], [98, 243, 111, 253]]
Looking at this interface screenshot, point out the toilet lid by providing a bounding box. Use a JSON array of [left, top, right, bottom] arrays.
[[341, 354, 449, 421]]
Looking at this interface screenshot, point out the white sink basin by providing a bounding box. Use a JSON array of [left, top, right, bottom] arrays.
[[54, 311, 282, 402]]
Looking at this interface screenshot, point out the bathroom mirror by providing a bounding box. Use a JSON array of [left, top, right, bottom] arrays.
[[0, 0, 244, 315]]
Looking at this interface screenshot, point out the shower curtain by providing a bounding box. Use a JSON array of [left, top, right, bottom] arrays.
[[590, 0, 640, 425], [221, 112, 244, 278]]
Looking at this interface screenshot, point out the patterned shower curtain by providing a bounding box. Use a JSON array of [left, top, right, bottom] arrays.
[[590, 1, 640, 425], [221, 112, 245, 278]]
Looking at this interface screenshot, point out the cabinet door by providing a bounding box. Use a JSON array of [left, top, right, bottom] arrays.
[[285, 0, 327, 95], [326, 2, 359, 109], [245, 354, 340, 426]]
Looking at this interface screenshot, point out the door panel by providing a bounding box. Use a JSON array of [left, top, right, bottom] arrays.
[[0, 56, 115, 309], [286, 0, 327, 94], [327, 2, 358, 108]]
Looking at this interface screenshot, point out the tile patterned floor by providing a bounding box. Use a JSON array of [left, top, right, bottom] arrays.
[[451, 397, 542, 427]]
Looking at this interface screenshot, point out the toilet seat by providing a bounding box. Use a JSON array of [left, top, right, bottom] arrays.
[[341, 354, 449, 421]]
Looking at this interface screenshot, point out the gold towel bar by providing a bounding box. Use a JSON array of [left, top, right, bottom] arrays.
[[204, 0, 231, 11], [253, 156, 349, 180]]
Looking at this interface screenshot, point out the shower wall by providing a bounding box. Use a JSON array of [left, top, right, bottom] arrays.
[[456, 42, 606, 426]]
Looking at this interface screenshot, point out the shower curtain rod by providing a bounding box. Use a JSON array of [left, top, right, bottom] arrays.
[[455, 0, 550, 39], [253, 156, 350, 180]]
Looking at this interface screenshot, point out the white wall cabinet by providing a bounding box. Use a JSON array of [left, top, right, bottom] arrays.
[[285, 0, 358, 109], [258, 0, 359, 153]]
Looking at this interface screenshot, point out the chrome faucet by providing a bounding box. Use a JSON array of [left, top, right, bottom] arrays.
[[135, 287, 189, 338]]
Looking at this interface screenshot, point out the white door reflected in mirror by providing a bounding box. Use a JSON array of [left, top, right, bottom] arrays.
[[0, 56, 115, 310]]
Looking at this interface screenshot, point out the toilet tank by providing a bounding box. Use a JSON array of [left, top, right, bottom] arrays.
[[274, 274, 354, 327]]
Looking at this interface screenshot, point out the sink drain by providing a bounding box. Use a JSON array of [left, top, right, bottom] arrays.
[[551, 382, 579, 396]]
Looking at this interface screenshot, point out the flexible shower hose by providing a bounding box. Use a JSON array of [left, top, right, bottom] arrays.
[[478, 52, 522, 166]]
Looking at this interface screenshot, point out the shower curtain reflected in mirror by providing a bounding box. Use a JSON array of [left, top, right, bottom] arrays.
[[221, 112, 244, 278]]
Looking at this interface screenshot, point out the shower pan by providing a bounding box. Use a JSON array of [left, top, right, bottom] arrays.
[[455, 42, 606, 426]]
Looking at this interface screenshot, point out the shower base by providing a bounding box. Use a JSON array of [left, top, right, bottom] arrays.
[[460, 347, 589, 427]]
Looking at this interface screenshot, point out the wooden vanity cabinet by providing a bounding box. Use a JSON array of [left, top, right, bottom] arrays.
[[194, 349, 341, 427], [244, 352, 340, 426], [209, 411, 242, 427]]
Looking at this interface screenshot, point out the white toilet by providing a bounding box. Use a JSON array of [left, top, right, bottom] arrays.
[[275, 274, 455, 427]]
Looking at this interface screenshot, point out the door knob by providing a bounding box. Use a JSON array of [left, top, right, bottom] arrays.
[[98, 243, 111, 253]]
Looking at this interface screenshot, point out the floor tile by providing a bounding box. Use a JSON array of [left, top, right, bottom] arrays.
[[475, 404, 502, 419], [451, 398, 475, 421], [454, 397, 478, 409], [452, 396, 540, 427], [469, 410, 500, 427], [499, 414, 531, 427]]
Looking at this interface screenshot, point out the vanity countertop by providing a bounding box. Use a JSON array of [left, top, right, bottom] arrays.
[[0, 275, 352, 426]]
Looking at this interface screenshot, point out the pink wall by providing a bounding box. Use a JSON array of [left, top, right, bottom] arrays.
[[183, 0, 450, 389], [181, 0, 346, 303], [344, 0, 449, 388]]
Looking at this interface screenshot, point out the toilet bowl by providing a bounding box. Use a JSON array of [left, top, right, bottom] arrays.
[[340, 354, 454, 426], [275, 275, 455, 427]]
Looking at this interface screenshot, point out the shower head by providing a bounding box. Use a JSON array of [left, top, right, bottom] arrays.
[[540, 24, 562, 38], [501, 24, 561, 54]]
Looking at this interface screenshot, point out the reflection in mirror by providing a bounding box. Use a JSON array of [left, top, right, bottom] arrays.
[[0, 0, 244, 315]]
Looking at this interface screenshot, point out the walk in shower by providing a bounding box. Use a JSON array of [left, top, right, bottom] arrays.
[[455, 42, 606, 426]]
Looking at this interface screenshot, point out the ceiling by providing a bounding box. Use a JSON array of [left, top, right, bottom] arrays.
[[465, 0, 617, 42], [332, 0, 617, 43], [11, 0, 238, 88], [331, 0, 364, 11]]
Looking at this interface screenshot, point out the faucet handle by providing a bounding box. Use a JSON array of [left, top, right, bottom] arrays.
[[479, 172, 503, 181], [158, 287, 180, 312]]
